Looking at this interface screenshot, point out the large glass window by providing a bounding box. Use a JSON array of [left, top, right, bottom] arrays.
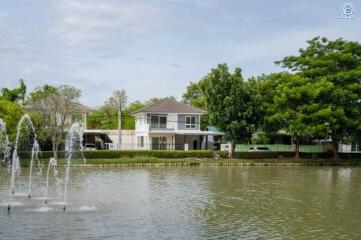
[[185, 116, 196, 129], [150, 115, 167, 128]]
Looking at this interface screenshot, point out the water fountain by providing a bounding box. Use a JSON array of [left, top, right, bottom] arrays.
[[44, 157, 57, 205], [0, 118, 11, 166], [7, 114, 41, 211], [62, 122, 86, 211]]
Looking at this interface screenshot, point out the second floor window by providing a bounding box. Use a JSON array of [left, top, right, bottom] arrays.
[[185, 116, 196, 129], [150, 115, 167, 128]]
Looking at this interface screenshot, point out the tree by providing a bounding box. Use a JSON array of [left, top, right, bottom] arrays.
[[200, 63, 262, 154], [26, 85, 81, 159], [182, 80, 209, 130], [275, 37, 361, 158], [182, 81, 206, 109], [0, 79, 27, 103], [263, 72, 335, 158], [102, 89, 127, 112], [0, 100, 23, 140]]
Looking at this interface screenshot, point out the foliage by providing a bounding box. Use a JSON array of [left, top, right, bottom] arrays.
[[0, 79, 27, 103], [266, 37, 361, 157], [200, 63, 262, 150], [0, 100, 23, 140], [26, 84, 82, 158], [251, 134, 270, 144], [182, 80, 209, 130], [232, 151, 295, 159], [182, 81, 207, 109], [34, 150, 214, 159]]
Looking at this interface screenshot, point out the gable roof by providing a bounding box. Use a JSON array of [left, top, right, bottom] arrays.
[[131, 98, 207, 115]]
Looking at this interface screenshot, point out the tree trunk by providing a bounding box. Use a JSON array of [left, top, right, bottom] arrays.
[[294, 136, 300, 159], [332, 139, 339, 159], [229, 141, 235, 158], [52, 141, 58, 159]]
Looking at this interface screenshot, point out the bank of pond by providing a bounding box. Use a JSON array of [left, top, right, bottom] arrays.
[[14, 149, 361, 167]]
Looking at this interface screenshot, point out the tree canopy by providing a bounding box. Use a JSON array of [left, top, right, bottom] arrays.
[[200, 63, 262, 151], [26, 84, 82, 158], [273, 37, 361, 156], [0, 79, 27, 103]]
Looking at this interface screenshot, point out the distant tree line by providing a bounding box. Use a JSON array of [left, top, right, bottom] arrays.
[[182, 37, 361, 157], [0, 36, 360, 158]]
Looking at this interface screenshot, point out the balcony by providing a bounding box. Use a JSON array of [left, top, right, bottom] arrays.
[[150, 123, 167, 129], [149, 115, 173, 131]]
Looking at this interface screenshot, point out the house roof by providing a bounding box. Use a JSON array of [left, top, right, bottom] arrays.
[[131, 98, 207, 115]]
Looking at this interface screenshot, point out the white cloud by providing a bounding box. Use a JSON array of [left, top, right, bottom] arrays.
[[51, 0, 165, 46]]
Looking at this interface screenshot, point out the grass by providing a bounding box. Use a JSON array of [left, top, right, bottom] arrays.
[[18, 157, 361, 167]]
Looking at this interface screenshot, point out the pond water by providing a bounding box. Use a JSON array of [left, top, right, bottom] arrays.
[[0, 166, 360, 239]]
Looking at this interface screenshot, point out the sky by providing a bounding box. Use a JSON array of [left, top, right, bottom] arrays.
[[0, 0, 360, 107]]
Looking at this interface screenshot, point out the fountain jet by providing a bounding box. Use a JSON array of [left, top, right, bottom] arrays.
[[0, 118, 11, 167], [7, 114, 41, 210], [44, 157, 57, 205], [62, 123, 86, 211]]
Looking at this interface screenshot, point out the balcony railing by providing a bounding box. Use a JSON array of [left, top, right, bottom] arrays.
[[150, 123, 167, 129]]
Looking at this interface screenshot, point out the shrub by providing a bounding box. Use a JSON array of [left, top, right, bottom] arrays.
[[299, 152, 334, 159], [216, 151, 229, 158], [34, 150, 214, 159]]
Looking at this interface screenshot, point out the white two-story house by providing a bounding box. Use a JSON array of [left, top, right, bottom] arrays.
[[132, 98, 223, 150]]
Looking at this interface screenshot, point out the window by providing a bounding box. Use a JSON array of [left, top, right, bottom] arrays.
[[185, 116, 196, 129], [150, 115, 167, 128], [71, 114, 82, 123], [138, 136, 144, 148]]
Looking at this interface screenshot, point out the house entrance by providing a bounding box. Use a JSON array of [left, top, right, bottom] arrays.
[[152, 137, 167, 150]]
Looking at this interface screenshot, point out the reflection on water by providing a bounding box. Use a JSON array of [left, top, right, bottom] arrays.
[[0, 167, 361, 239]]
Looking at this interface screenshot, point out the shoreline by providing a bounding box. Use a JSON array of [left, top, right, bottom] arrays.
[[17, 158, 361, 167]]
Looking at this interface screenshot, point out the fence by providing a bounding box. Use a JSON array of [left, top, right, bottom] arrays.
[[235, 144, 326, 152]]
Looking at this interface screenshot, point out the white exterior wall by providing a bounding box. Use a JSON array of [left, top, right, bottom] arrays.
[[135, 113, 149, 133], [167, 113, 178, 130], [134, 113, 149, 149], [92, 130, 136, 150]]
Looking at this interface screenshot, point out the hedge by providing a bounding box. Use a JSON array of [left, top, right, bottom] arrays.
[[32, 150, 214, 159], [233, 151, 295, 159], [218, 151, 361, 159], [18, 150, 361, 160]]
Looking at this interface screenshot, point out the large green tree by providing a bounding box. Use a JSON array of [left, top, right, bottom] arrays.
[[0, 100, 23, 140], [274, 37, 361, 157], [262, 72, 336, 158], [0, 80, 26, 140], [201, 63, 262, 153], [0, 79, 27, 103]]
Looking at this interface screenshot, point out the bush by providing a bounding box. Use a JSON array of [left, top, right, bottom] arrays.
[[34, 150, 214, 159], [218, 151, 295, 159], [299, 152, 334, 159], [216, 151, 229, 158], [233, 152, 281, 159]]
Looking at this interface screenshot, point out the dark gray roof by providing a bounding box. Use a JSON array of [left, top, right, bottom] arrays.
[[132, 98, 207, 115]]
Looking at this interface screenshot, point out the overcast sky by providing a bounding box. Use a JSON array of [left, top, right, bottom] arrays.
[[0, 0, 360, 107]]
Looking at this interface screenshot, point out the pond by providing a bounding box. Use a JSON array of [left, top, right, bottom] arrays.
[[0, 166, 360, 239]]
